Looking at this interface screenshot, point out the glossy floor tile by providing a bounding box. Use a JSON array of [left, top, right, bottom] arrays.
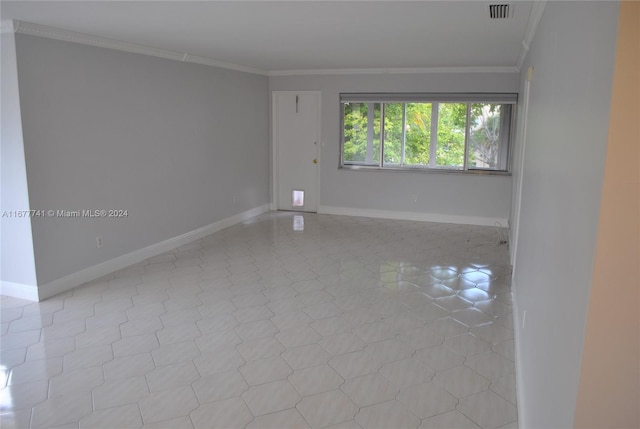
[[0, 211, 518, 429]]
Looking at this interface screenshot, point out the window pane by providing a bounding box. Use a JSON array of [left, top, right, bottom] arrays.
[[383, 103, 403, 165], [436, 103, 466, 168], [468, 104, 502, 169], [404, 103, 431, 166], [343, 102, 380, 165]]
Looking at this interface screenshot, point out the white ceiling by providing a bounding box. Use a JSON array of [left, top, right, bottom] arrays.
[[1, 1, 535, 73]]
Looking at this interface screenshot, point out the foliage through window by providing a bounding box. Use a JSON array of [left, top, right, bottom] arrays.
[[341, 93, 515, 172]]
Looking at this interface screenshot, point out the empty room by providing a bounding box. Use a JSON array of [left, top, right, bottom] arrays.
[[1, 1, 638, 428]]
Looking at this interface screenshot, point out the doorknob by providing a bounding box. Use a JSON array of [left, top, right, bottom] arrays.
[[313, 159, 318, 164]]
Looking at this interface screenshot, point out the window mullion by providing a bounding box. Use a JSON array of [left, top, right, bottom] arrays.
[[500, 104, 511, 170], [429, 103, 438, 168], [463, 103, 471, 171], [401, 104, 407, 167], [379, 103, 384, 167]]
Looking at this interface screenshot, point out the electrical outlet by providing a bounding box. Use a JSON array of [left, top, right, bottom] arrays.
[[96, 236, 103, 248], [522, 310, 527, 329], [411, 194, 418, 203]]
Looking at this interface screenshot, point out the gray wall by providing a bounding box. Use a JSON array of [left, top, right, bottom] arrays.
[[1, 32, 38, 288], [270, 73, 518, 224], [14, 34, 270, 286], [511, 2, 619, 427]]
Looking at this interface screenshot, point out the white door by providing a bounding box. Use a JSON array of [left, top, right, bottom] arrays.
[[273, 91, 321, 212]]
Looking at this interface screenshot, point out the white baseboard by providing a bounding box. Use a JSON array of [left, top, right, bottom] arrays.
[[3, 205, 270, 302], [511, 282, 528, 429], [0, 280, 39, 302], [318, 205, 508, 227]]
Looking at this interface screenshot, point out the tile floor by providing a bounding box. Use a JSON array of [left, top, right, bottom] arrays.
[[0, 211, 518, 429]]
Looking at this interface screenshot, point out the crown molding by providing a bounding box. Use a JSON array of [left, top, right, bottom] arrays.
[[5, 19, 525, 78], [268, 66, 519, 77], [517, 0, 547, 71], [1, 19, 18, 34], [7, 20, 268, 76]]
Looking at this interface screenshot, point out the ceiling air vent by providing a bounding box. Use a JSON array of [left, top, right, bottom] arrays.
[[489, 3, 511, 19]]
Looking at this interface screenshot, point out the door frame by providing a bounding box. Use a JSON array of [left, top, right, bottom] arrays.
[[271, 91, 322, 212], [510, 69, 532, 268]]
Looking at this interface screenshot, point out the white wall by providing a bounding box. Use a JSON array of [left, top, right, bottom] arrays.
[[10, 34, 270, 295], [1, 31, 38, 297], [511, 2, 619, 427], [270, 72, 518, 226]]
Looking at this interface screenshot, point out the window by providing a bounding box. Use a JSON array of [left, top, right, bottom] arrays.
[[340, 93, 516, 172]]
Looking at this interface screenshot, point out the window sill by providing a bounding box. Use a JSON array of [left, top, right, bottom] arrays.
[[339, 165, 512, 176]]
